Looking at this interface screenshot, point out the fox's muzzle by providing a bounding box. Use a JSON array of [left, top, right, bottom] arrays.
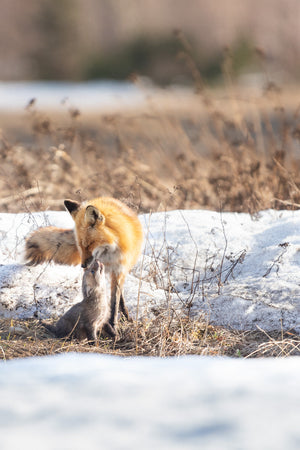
[[81, 256, 93, 269]]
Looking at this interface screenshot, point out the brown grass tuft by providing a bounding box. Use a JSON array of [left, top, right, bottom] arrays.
[[0, 316, 299, 361], [1, 85, 300, 215]]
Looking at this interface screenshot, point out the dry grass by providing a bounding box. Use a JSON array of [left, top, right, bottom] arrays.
[[1, 83, 300, 215], [0, 316, 299, 361], [1, 80, 300, 360]]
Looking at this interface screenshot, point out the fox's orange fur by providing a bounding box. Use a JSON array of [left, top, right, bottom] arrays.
[[25, 197, 143, 331], [25, 227, 81, 266]]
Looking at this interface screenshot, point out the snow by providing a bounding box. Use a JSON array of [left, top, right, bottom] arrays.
[[1, 209, 300, 449], [0, 353, 299, 450], [0, 80, 145, 112], [0, 208, 299, 332]]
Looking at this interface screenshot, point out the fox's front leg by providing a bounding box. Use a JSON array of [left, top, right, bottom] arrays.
[[110, 272, 125, 330], [120, 292, 132, 322]]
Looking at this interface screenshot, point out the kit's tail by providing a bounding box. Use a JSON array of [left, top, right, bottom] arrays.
[[42, 322, 57, 336]]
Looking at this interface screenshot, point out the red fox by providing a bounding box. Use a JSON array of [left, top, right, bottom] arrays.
[[25, 197, 144, 331]]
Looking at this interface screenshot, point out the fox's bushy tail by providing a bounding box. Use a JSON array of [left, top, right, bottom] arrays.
[[25, 226, 81, 266]]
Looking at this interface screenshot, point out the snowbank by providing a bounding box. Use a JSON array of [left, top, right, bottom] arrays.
[[0, 208, 300, 332]]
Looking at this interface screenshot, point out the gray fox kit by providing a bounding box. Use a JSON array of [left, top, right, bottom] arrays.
[[44, 259, 115, 343]]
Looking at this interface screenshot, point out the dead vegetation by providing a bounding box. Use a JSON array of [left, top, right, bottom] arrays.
[[0, 316, 299, 361], [1, 81, 300, 215]]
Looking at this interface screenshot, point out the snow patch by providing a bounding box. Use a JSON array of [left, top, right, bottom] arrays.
[[0, 209, 300, 332]]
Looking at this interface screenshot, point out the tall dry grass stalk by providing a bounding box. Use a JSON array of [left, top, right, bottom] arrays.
[[1, 75, 300, 215]]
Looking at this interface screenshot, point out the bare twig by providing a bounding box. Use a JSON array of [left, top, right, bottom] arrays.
[[218, 209, 228, 294]]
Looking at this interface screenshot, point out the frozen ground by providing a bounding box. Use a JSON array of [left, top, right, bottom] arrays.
[[0, 353, 299, 450], [0, 208, 300, 332]]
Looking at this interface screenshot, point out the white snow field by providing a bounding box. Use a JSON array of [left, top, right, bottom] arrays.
[[0, 208, 300, 332], [0, 209, 300, 450], [0, 80, 145, 112], [0, 353, 299, 450]]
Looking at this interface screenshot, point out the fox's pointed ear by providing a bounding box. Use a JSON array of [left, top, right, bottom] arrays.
[[85, 205, 105, 227], [64, 199, 81, 219]]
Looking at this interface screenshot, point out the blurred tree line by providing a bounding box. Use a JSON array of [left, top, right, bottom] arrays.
[[0, 0, 299, 83]]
